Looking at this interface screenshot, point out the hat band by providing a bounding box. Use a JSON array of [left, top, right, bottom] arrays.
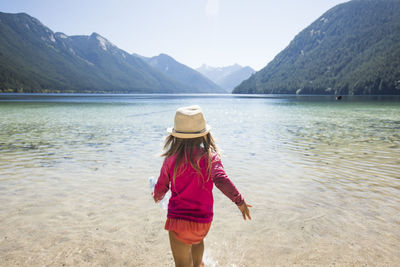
[[173, 128, 207, 134]]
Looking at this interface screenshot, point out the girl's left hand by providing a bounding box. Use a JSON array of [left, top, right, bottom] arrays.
[[238, 201, 252, 220]]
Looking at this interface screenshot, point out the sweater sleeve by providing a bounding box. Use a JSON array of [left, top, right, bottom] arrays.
[[153, 159, 170, 202], [211, 154, 244, 206]]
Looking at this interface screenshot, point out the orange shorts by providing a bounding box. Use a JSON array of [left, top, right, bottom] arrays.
[[165, 218, 211, 245]]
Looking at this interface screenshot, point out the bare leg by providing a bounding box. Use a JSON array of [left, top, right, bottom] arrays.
[[169, 231, 193, 267], [191, 240, 204, 267]]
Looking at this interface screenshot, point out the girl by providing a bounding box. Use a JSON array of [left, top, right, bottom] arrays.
[[153, 105, 251, 267]]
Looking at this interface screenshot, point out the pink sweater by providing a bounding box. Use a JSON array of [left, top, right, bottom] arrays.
[[153, 151, 244, 223]]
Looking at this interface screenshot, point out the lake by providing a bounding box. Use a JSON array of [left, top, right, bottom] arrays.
[[0, 94, 399, 266]]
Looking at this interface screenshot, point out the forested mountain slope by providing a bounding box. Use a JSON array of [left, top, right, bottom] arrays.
[[0, 12, 191, 93], [234, 0, 400, 95]]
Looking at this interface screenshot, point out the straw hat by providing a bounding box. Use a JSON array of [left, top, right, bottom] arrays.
[[167, 105, 211, 138]]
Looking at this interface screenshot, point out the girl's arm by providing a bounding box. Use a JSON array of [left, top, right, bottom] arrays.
[[153, 160, 170, 202], [211, 154, 252, 220], [211, 154, 244, 206]]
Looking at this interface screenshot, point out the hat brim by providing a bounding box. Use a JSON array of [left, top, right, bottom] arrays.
[[167, 125, 211, 139]]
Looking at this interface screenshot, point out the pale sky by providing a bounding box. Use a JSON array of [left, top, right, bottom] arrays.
[[1, 0, 348, 71]]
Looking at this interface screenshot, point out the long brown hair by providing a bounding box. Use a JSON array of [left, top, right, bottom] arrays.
[[162, 133, 219, 187]]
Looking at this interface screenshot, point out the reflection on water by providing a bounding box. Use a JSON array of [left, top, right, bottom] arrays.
[[0, 94, 399, 266]]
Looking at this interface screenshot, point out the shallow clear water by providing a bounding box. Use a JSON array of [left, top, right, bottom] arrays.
[[0, 94, 399, 266]]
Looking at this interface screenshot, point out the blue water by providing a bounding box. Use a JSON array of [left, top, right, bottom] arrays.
[[0, 94, 399, 266]]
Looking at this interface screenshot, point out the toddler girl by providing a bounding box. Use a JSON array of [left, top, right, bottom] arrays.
[[153, 105, 251, 267]]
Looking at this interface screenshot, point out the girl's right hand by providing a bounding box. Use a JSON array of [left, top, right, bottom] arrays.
[[238, 201, 252, 220], [152, 192, 159, 203]]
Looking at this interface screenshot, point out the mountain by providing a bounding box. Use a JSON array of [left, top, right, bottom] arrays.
[[0, 12, 193, 93], [218, 66, 255, 92], [142, 53, 226, 93], [234, 0, 400, 95], [197, 64, 242, 83], [197, 64, 255, 92]]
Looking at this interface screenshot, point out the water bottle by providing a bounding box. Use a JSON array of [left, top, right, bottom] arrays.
[[149, 176, 170, 210], [149, 176, 156, 191]]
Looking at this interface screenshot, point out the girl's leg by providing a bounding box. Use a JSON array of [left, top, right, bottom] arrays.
[[191, 240, 204, 267], [168, 231, 193, 267]]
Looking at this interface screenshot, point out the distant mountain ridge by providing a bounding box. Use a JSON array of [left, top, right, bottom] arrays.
[[234, 0, 400, 95], [197, 64, 255, 92], [0, 12, 221, 93], [141, 54, 226, 93]]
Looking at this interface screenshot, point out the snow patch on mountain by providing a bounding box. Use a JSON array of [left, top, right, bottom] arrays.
[[49, 34, 56, 43], [96, 35, 108, 51], [58, 33, 68, 39]]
